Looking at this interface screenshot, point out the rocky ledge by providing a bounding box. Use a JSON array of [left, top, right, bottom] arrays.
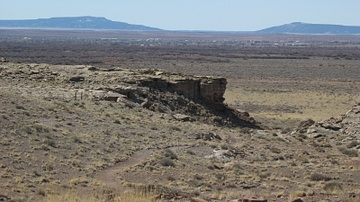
[[0, 62, 262, 128]]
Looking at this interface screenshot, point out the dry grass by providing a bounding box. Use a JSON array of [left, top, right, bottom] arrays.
[[2, 36, 360, 201], [225, 83, 358, 124], [44, 191, 156, 202]]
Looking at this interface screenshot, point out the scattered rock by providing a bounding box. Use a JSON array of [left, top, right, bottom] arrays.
[[0, 57, 6, 63], [205, 149, 235, 162], [299, 119, 315, 128], [87, 66, 99, 71], [240, 182, 261, 189], [320, 123, 342, 131], [69, 76, 85, 82], [103, 92, 127, 102], [172, 114, 191, 122], [307, 133, 324, 139], [155, 71, 164, 76], [140, 98, 152, 108], [230, 197, 267, 202], [194, 132, 222, 141]]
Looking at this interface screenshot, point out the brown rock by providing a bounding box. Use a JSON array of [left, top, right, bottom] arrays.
[[299, 119, 315, 128], [103, 92, 126, 102], [199, 77, 227, 104], [172, 113, 191, 121]]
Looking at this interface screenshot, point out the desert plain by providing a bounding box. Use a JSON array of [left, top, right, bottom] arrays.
[[0, 30, 359, 202]]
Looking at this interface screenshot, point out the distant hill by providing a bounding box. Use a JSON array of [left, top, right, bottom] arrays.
[[257, 22, 360, 34], [0, 16, 161, 31]]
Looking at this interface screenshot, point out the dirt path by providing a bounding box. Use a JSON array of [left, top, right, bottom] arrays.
[[95, 149, 155, 189], [95, 145, 191, 189]]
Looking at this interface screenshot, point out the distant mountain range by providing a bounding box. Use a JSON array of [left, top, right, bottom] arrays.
[[1, 17, 360, 34], [0, 16, 161, 31], [257, 22, 360, 34]]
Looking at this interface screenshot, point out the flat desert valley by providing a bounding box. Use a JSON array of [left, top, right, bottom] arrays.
[[0, 30, 360, 202]]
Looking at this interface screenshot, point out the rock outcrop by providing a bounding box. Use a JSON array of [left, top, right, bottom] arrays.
[[138, 75, 227, 106], [0, 63, 261, 129], [308, 104, 360, 140], [292, 102, 360, 153], [127, 71, 258, 128]]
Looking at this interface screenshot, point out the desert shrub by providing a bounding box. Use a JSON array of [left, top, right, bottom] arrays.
[[188, 179, 204, 187], [34, 124, 50, 133], [194, 174, 204, 180], [215, 173, 226, 180], [186, 150, 195, 155], [24, 126, 33, 134], [150, 126, 158, 131], [258, 172, 271, 179], [330, 159, 339, 165], [323, 182, 343, 193], [310, 173, 332, 181], [43, 139, 56, 148], [270, 147, 281, 154], [339, 147, 359, 157], [73, 136, 82, 143], [220, 144, 229, 150], [167, 176, 176, 181], [160, 158, 175, 167], [347, 141, 359, 149], [170, 126, 181, 131], [163, 149, 178, 160]]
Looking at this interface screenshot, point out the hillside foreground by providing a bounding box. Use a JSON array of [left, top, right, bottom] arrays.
[[0, 60, 359, 202]]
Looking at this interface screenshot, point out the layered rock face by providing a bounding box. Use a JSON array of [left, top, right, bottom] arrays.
[[139, 75, 227, 106], [199, 77, 227, 104]]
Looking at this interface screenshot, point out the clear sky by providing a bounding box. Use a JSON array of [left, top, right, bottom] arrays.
[[1, 0, 360, 31]]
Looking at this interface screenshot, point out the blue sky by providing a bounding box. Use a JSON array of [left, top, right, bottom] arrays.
[[1, 0, 359, 31]]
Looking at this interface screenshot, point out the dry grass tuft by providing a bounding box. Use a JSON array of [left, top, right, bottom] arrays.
[[44, 191, 156, 202]]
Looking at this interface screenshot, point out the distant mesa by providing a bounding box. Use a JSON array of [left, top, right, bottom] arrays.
[[1, 17, 360, 34], [257, 22, 360, 34], [0, 16, 161, 31]]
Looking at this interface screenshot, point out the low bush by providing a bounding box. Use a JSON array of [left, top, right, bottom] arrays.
[[310, 173, 332, 181], [160, 158, 175, 167], [339, 147, 359, 157]]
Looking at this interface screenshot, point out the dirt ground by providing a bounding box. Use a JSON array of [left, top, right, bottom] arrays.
[[0, 30, 359, 202]]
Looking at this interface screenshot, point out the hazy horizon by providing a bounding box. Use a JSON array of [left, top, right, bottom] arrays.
[[1, 0, 360, 31]]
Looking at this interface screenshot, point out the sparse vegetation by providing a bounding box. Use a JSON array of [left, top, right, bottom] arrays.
[[339, 147, 359, 157], [310, 173, 332, 181], [159, 158, 175, 167], [323, 182, 343, 194], [1, 31, 360, 202]]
